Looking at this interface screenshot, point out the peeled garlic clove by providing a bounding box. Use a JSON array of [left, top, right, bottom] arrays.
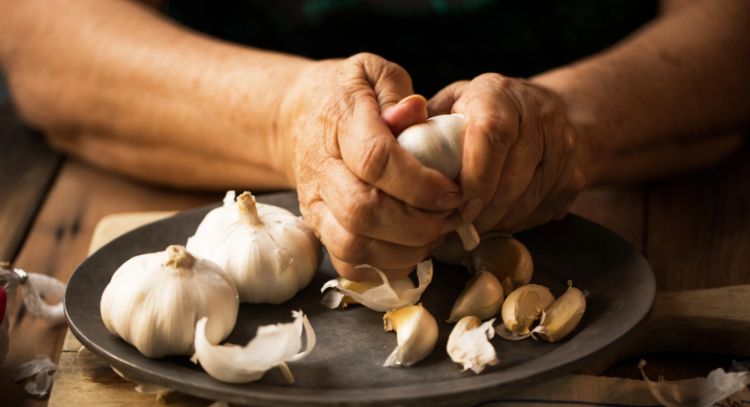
[[383, 304, 438, 367], [470, 233, 533, 296], [320, 260, 433, 312], [192, 310, 315, 384], [501, 284, 554, 336], [532, 281, 586, 342], [397, 114, 479, 251], [447, 316, 499, 374], [448, 271, 504, 323]]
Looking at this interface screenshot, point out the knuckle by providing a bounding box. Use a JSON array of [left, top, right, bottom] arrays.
[[336, 233, 371, 264], [358, 137, 390, 183], [474, 115, 515, 150], [341, 188, 379, 233]]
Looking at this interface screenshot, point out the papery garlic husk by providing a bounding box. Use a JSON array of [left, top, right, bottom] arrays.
[[499, 284, 554, 337], [187, 191, 321, 304], [100, 245, 239, 358], [192, 310, 315, 384], [447, 316, 499, 374], [448, 271, 504, 323], [397, 114, 479, 251], [383, 304, 438, 367], [470, 233, 533, 296], [532, 281, 586, 342], [431, 233, 467, 266], [320, 260, 432, 312]]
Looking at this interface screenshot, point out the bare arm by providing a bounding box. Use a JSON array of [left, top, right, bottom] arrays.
[[533, 0, 750, 185], [0, 0, 311, 189]]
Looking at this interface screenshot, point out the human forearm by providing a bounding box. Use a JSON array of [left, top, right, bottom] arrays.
[[533, 0, 750, 186], [0, 0, 311, 188]]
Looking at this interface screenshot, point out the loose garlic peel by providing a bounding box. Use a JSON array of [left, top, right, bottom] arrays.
[[470, 234, 533, 296], [497, 284, 554, 339], [383, 304, 438, 367], [192, 311, 315, 384], [100, 245, 239, 358], [397, 114, 480, 251], [448, 271, 504, 323], [187, 191, 321, 304], [320, 260, 433, 312], [447, 316, 499, 374], [532, 281, 586, 342]]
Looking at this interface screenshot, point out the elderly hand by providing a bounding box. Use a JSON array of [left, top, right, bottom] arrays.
[[279, 53, 463, 281], [429, 73, 590, 233]]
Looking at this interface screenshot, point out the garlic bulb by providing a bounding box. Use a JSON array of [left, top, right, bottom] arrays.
[[100, 245, 238, 358], [447, 316, 498, 374], [383, 304, 438, 367], [398, 114, 480, 251], [187, 191, 321, 304], [192, 310, 315, 384], [497, 284, 554, 340], [320, 260, 433, 312], [532, 281, 586, 342], [448, 271, 504, 323], [470, 233, 533, 296]]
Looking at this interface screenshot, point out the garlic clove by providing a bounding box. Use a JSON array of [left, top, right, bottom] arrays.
[[320, 260, 433, 312], [447, 316, 499, 374], [192, 310, 315, 384], [500, 284, 554, 336], [383, 304, 438, 367], [448, 271, 504, 323], [470, 234, 533, 296], [431, 233, 467, 266], [532, 281, 586, 342]]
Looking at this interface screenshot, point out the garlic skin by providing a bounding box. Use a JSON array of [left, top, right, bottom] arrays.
[[448, 271, 504, 323], [100, 245, 238, 358], [447, 316, 499, 374], [532, 281, 586, 342], [187, 191, 321, 304], [192, 310, 315, 384], [383, 304, 438, 367], [500, 284, 554, 336], [470, 234, 533, 296], [320, 260, 433, 312], [397, 114, 480, 251]]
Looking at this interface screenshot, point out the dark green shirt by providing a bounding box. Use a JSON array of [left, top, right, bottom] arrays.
[[165, 0, 656, 95]]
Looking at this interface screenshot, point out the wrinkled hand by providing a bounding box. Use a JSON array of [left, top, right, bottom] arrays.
[[429, 73, 590, 233], [279, 53, 463, 281]]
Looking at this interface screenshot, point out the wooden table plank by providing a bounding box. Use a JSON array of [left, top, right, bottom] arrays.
[[1, 160, 218, 406], [647, 144, 750, 290]]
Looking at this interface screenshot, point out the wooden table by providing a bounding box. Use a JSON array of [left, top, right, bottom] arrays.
[[1, 104, 749, 406]]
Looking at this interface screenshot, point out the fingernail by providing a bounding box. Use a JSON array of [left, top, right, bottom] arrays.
[[435, 192, 462, 210], [461, 198, 485, 222]]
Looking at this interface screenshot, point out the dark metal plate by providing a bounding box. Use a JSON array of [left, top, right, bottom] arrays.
[[65, 191, 654, 406]]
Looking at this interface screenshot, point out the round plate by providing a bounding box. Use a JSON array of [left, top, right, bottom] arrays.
[[65, 191, 654, 406]]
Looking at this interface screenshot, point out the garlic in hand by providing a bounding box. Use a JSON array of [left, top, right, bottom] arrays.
[[447, 316, 499, 374], [187, 191, 321, 304], [320, 260, 433, 312], [497, 284, 554, 340], [448, 271, 504, 323], [192, 310, 315, 384], [100, 245, 238, 358], [532, 281, 586, 342], [470, 233, 533, 296], [398, 114, 480, 250], [383, 304, 438, 367]]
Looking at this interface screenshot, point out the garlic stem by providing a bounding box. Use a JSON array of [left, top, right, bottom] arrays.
[[163, 245, 196, 270], [236, 191, 263, 226]]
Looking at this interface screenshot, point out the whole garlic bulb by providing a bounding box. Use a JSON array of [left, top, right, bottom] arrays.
[[187, 191, 321, 304], [398, 114, 480, 250], [100, 245, 238, 358]]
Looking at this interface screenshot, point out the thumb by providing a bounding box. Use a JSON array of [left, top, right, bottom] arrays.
[[381, 94, 429, 135]]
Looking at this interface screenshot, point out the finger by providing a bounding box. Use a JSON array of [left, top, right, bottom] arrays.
[[306, 200, 433, 269], [427, 81, 468, 116], [330, 255, 414, 282], [338, 93, 461, 211], [381, 94, 429, 135], [319, 161, 460, 246], [456, 76, 521, 223]]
